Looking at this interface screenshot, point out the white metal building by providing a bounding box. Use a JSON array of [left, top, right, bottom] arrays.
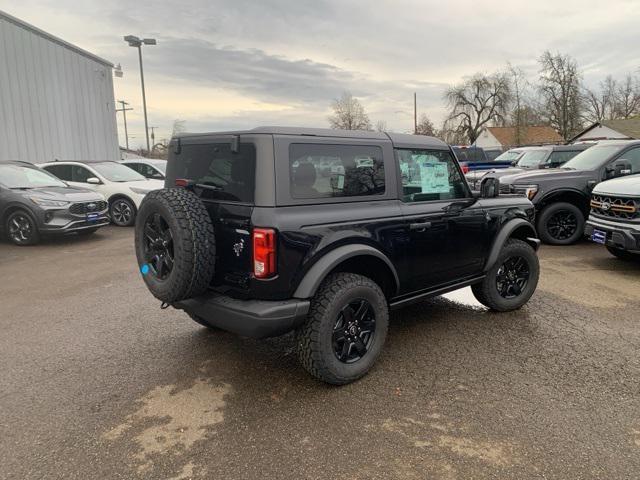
[[0, 10, 119, 163]]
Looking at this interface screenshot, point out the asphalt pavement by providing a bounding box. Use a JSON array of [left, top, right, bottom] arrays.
[[1, 227, 639, 479]]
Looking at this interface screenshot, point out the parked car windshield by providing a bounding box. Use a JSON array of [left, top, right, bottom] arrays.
[[517, 150, 549, 168], [92, 162, 146, 182], [0, 164, 67, 189], [494, 150, 523, 162], [562, 145, 625, 170]]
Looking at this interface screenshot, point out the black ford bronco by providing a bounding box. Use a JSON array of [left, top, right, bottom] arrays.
[[135, 127, 540, 384]]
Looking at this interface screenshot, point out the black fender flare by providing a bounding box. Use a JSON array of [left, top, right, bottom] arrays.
[[293, 244, 400, 299], [483, 218, 540, 273]]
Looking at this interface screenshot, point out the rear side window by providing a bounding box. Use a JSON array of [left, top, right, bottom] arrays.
[[43, 164, 72, 181], [172, 143, 256, 203], [289, 144, 385, 199]]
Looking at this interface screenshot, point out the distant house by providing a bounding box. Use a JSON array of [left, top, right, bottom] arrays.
[[570, 118, 640, 142], [474, 126, 564, 150]]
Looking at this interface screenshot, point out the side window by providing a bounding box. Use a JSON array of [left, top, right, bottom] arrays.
[[547, 151, 578, 166], [619, 147, 640, 173], [126, 163, 142, 174], [71, 165, 93, 183], [395, 149, 468, 202], [144, 165, 164, 179], [43, 164, 72, 181], [288, 144, 385, 199]]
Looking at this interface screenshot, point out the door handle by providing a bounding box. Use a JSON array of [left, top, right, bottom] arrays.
[[410, 221, 432, 231]]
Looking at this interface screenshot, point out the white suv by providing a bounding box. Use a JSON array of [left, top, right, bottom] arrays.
[[39, 161, 163, 226]]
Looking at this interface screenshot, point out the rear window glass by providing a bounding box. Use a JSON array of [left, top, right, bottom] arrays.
[[171, 143, 256, 203], [289, 144, 385, 199]]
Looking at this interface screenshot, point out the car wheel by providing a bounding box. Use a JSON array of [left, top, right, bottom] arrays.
[[296, 273, 389, 385], [134, 188, 216, 304], [606, 246, 640, 262], [471, 239, 539, 312], [110, 198, 136, 226], [538, 202, 584, 245], [6, 210, 40, 246]]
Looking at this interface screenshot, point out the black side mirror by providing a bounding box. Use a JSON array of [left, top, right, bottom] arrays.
[[480, 177, 500, 198], [607, 160, 633, 178]]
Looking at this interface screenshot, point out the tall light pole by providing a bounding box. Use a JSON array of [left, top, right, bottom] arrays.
[[115, 100, 133, 150], [124, 35, 156, 153]]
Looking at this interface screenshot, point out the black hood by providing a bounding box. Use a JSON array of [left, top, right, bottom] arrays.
[[500, 168, 595, 185]]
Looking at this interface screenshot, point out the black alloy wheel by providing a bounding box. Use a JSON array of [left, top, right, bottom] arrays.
[[142, 213, 174, 280], [546, 210, 578, 241], [495, 255, 530, 299], [7, 212, 39, 245], [332, 299, 376, 363], [111, 199, 134, 226]]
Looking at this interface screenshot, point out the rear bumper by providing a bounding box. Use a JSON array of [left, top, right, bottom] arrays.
[[585, 216, 640, 252], [174, 293, 311, 338]]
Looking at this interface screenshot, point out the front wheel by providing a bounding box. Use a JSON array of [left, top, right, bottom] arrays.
[[6, 210, 40, 246], [472, 239, 539, 312], [606, 246, 640, 262], [538, 202, 584, 245], [296, 273, 389, 385], [110, 198, 136, 226]]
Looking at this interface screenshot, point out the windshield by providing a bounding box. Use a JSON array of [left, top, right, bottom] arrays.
[[562, 145, 625, 170], [517, 150, 549, 168], [494, 150, 523, 162], [0, 164, 67, 189], [92, 162, 146, 182]]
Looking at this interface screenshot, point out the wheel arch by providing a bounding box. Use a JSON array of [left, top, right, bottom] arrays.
[[1, 203, 38, 229], [293, 244, 400, 300], [484, 218, 539, 273], [538, 189, 590, 216], [108, 193, 137, 211]]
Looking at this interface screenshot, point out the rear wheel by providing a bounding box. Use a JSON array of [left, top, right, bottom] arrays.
[[472, 239, 539, 311], [538, 202, 584, 245], [606, 246, 640, 261], [296, 273, 388, 385], [6, 210, 40, 246], [110, 198, 136, 226]]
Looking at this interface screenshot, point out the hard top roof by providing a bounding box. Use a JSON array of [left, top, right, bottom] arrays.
[[174, 126, 448, 149]]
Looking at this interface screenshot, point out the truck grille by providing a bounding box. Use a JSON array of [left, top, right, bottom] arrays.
[[499, 184, 512, 194], [69, 201, 108, 215], [590, 195, 639, 220]]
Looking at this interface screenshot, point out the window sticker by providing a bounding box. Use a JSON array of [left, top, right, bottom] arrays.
[[416, 156, 450, 194]]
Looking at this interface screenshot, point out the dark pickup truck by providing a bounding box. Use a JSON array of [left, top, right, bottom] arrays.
[[135, 127, 540, 384]]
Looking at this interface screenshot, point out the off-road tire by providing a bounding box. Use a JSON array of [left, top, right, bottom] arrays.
[[296, 273, 389, 385], [135, 188, 216, 303], [472, 239, 539, 312], [537, 202, 584, 245], [606, 246, 640, 262]]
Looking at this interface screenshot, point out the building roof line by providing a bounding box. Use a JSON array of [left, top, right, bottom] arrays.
[[0, 9, 114, 67]]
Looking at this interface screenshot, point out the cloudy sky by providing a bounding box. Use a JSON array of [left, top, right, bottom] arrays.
[[2, 0, 639, 148]]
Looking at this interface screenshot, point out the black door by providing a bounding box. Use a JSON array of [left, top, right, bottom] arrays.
[[395, 148, 489, 292]]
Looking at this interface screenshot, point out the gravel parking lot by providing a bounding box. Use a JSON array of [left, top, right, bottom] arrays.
[[1, 227, 639, 479]]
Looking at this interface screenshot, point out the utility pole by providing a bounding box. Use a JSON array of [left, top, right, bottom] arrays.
[[149, 126, 158, 152], [115, 100, 133, 150], [413, 92, 418, 134]]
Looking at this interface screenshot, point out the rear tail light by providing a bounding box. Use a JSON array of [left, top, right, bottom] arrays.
[[253, 228, 276, 278]]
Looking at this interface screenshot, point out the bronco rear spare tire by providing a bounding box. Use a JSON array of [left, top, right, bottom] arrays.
[[135, 188, 216, 303]]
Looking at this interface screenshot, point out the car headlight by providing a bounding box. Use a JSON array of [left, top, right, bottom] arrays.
[[130, 187, 151, 195], [513, 184, 539, 200], [29, 197, 69, 207]]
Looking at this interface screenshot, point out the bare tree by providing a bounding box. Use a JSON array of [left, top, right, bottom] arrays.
[[415, 114, 436, 136], [444, 72, 512, 144], [583, 76, 617, 123], [328, 92, 372, 130], [375, 120, 387, 132], [613, 74, 640, 119], [438, 118, 468, 145], [538, 51, 583, 139]]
